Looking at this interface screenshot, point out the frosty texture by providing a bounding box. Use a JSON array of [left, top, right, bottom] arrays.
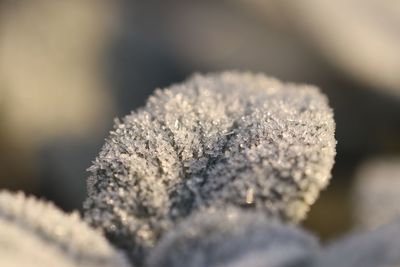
[[147, 207, 318, 267], [84, 71, 336, 263], [0, 190, 129, 267], [353, 158, 400, 229], [318, 218, 400, 267]]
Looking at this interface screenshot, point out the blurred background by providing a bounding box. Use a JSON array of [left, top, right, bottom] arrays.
[[1, 0, 399, 241]]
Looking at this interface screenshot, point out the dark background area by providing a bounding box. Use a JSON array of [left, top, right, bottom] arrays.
[[1, 0, 399, 241]]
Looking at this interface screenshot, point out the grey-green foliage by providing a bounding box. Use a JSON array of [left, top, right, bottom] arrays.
[[0, 190, 129, 267], [84, 71, 336, 264], [317, 218, 400, 267], [353, 158, 400, 229], [147, 207, 319, 267]]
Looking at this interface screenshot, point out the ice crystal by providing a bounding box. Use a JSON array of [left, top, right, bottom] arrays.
[[0, 190, 129, 267], [147, 207, 318, 267], [84, 71, 336, 264], [318, 218, 400, 267]]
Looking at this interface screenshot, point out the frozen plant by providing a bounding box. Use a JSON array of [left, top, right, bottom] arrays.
[[0, 190, 129, 267], [317, 218, 400, 267], [147, 206, 319, 267], [84, 71, 336, 264], [4, 69, 400, 267], [353, 158, 400, 229]]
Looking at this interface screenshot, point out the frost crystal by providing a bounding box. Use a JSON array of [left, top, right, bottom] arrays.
[[84, 71, 336, 264], [353, 158, 400, 229], [0, 190, 129, 267], [147, 207, 318, 267], [318, 218, 400, 267]]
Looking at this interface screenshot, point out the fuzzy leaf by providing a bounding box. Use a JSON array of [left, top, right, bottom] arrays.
[[84, 71, 336, 264], [353, 158, 400, 229], [147, 207, 319, 267], [318, 218, 400, 267], [0, 190, 129, 267]]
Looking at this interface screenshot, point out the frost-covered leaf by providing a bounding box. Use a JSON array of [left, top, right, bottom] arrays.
[[0, 190, 129, 267], [84, 71, 336, 264], [353, 158, 400, 229], [318, 218, 400, 267], [147, 207, 319, 267]]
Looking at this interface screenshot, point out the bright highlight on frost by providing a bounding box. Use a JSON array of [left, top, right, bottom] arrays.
[[83, 71, 336, 264]]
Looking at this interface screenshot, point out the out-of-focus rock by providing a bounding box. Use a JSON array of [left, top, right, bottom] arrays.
[[0, 0, 118, 147], [234, 0, 400, 97], [155, 1, 327, 83], [0, 0, 119, 196]]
